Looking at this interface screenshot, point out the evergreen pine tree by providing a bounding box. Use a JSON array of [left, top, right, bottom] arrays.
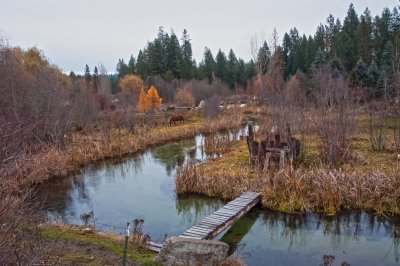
[[245, 60, 257, 81], [367, 59, 380, 90], [181, 29, 194, 80], [357, 8, 373, 64], [128, 55, 136, 74], [84, 64, 91, 85], [356, 58, 368, 86], [226, 49, 238, 89], [379, 41, 395, 96], [215, 49, 227, 82], [93, 66, 99, 92], [236, 59, 247, 88], [203, 47, 216, 83], [340, 3, 360, 72], [167, 32, 183, 79], [314, 47, 327, 68], [136, 49, 148, 79], [116, 59, 129, 78]]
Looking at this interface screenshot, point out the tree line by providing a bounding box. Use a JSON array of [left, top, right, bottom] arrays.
[[110, 3, 400, 99]]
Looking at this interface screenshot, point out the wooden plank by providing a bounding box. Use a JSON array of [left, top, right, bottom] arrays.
[[203, 214, 226, 220], [194, 223, 216, 228], [203, 218, 226, 225], [183, 230, 206, 236], [214, 213, 234, 219], [186, 227, 210, 234], [200, 219, 221, 224], [182, 233, 204, 239], [222, 207, 242, 212], [147, 241, 163, 248], [225, 203, 247, 209], [214, 212, 234, 218], [216, 209, 236, 215], [186, 228, 210, 235], [178, 191, 261, 242], [191, 224, 214, 230], [191, 225, 214, 232], [230, 200, 252, 205]]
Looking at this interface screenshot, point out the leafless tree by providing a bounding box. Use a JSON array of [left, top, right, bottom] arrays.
[[311, 65, 357, 164]]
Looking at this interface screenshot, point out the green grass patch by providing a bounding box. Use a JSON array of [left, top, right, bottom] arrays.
[[41, 226, 157, 266]]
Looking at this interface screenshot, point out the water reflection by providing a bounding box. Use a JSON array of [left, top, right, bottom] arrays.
[[37, 126, 400, 266], [222, 209, 400, 265]]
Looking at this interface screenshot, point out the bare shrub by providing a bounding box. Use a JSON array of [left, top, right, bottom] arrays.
[[367, 102, 388, 151], [184, 79, 230, 105], [311, 65, 356, 164], [148, 75, 182, 103], [174, 86, 196, 106], [0, 189, 61, 265], [203, 95, 220, 118]]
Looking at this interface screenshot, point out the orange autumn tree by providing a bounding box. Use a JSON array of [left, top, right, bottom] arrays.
[[137, 88, 148, 112], [146, 86, 162, 111]]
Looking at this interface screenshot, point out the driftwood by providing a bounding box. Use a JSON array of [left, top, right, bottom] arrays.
[[246, 124, 300, 170]]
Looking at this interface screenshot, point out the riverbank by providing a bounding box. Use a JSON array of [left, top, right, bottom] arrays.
[[40, 223, 155, 265], [1, 111, 245, 265], [176, 118, 400, 215], [8, 111, 243, 192]]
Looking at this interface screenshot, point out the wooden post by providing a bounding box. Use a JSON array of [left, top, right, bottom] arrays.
[[122, 222, 130, 266], [246, 123, 255, 165], [280, 149, 285, 169]]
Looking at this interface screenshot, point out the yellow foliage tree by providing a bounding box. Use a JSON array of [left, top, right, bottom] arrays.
[[137, 88, 148, 112], [118, 74, 144, 96], [146, 86, 162, 111], [175, 87, 196, 106]]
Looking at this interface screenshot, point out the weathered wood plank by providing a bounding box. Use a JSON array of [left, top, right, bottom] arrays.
[[180, 191, 261, 240]]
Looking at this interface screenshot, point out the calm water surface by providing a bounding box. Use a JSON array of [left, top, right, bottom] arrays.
[[38, 129, 400, 265]]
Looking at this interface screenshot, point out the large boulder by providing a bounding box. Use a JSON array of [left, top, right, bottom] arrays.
[[155, 237, 229, 266]]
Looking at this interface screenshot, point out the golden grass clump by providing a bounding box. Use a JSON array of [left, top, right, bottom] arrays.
[[204, 134, 238, 154]]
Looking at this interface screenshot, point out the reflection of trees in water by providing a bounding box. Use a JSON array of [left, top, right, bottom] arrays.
[[220, 210, 259, 255], [152, 139, 196, 176], [36, 173, 89, 220], [260, 210, 397, 250], [39, 153, 146, 220], [175, 196, 223, 228], [84, 152, 145, 185], [260, 210, 308, 251]]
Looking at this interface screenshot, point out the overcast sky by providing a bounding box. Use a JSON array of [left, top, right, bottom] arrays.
[[0, 0, 397, 73]]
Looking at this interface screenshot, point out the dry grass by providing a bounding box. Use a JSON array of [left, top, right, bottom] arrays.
[[6, 111, 244, 191], [204, 134, 239, 154], [176, 135, 400, 215], [218, 256, 246, 266]]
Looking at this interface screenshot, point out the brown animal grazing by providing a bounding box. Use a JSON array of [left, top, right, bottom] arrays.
[[169, 114, 185, 126]]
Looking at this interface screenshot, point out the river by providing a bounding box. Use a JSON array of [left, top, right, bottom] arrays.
[[37, 129, 400, 265]]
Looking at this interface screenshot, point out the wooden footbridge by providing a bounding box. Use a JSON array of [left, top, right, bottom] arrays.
[[145, 191, 261, 252]]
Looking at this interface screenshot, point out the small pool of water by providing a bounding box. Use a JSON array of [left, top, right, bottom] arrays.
[[37, 128, 400, 265]]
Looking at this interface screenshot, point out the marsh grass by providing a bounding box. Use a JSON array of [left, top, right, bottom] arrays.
[[176, 133, 400, 215], [204, 134, 238, 154], [7, 112, 243, 191]]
